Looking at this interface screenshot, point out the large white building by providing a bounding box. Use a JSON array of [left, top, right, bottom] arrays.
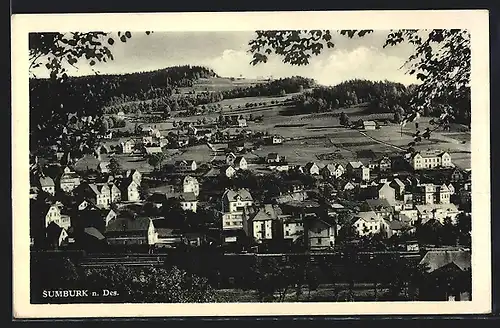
[[221, 189, 254, 230], [410, 150, 453, 170]]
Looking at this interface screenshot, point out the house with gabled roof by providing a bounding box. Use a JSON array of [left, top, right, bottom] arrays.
[[105, 216, 155, 246], [119, 177, 140, 202], [120, 139, 134, 154], [226, 152, 237, 166], [418, 250, 471, 301], [183, 176, 199, 197], [346, 161, 370, 181], [266, 153, 281, 164], [59, 167, 81, 193], [222, 188, 254, 213], [220, 165, 236, 178], [125, 169, 142, 185], [321, 163, 344, 179], [108, 182, 122, 203], [304, 162, 320, 175], [306, 217, 336, 250], [233, 156, 248, 170], [39, 176, 56, 196], [416, 203, 460, 225], [244, 204, 282, 243], [175, 160, 197, 172], [378, 156, 392, 171], [390, 178, 406, 199], [178, 192, 198, 213], [45, 222, 69, 248], [352, 211, 387, 237], [86, 183, 111, 208]]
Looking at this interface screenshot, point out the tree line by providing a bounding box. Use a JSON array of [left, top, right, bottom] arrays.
[[290, 79, 416, 115]]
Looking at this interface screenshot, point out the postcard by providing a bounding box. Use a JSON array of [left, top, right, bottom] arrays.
[[11, 10, 491, 318]]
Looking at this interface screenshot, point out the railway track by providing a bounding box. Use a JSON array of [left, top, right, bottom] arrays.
[[76, 251, 421, 268]]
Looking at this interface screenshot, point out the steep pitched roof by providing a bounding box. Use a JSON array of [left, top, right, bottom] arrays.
[[419, 250, 471, 273], [220, 165, 235, 173], [179, 192, 197, 202], [106, 217, 151, 233], [415, 203, 459, 214], [391, 178, 405, 189], [353, 211, 379, 223], [322, 164, 336, 173], [39, 176, 55, 187], [252, 204, 283, 221], [348, 161, 364, 169], [225, 189, 253, 202], [234, 156, 246, 165], [365, 198, 394, 212], [305, 162, 318, 170]]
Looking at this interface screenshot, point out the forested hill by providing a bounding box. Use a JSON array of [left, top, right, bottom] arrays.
[[291, 79, 416, 113], [291, 78, 471, 125], [29, 65, 218, 115]]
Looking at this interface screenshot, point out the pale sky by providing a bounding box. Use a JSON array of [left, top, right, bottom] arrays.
[[30, 31, 420, 86]]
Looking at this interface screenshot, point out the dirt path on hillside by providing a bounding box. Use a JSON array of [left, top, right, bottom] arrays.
[[358, 131, 406, 152]]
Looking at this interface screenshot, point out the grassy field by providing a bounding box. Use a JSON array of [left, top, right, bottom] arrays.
[[101, 97, 471, 174], [177, 77, 268, 94]]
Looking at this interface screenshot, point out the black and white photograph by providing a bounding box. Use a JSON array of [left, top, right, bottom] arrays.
[[12, 10, 491, 318]]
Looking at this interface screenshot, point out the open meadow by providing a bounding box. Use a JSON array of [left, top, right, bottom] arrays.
[[102, 98, 470, 175]]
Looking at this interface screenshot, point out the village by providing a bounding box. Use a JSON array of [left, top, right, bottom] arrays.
[[29, 105, 472, 271]]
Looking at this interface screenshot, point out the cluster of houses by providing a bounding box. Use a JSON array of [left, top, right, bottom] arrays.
[[31, 104, 471, 255], [30, 143, 470, 252]]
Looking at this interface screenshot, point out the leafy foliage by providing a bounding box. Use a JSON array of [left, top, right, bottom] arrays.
[[29, 31, 152, 81], [107, 157, 122, 176], [249, 30, 373, 66], [30, 256, 215, 303]]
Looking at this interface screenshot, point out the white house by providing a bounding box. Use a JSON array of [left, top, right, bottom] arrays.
[[221, 165, 236, 178], [233, 156, 248, 170], [179, 192, 198, 213], [304, 162, 320, 175], [363, 120, 376, 130], [352, 211, 388, 237], [175, 160, 197, 172], [244, 204, 281, 243], [183, 176, 200, 197], [272, 135, 283, 144], [40, 176, 56, 196], [222, 189, 254, 213], [121, 140, 134, 154], [59, 167, 81, 193]]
